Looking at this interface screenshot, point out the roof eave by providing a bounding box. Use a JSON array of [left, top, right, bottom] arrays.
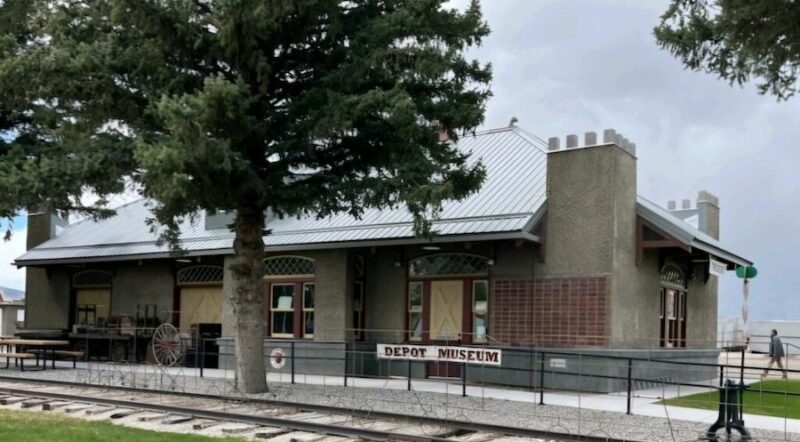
[[15, 230, 541, 267], [691, 239, 753, 268]]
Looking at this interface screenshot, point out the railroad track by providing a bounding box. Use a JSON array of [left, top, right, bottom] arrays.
[[0, 376, 628, 442]]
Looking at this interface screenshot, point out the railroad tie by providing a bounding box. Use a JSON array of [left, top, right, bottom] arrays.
[[109, 409, 144, 419], [21, 399, 49, 409], [138, 413, 171, 422], [254, 427, 293, 439], [161, 415, 194, 425], [221, 424, 263, 434], [192, 419, 222, 430], [1, 396, 27, 405], [85, 406, 115, 416], [63, 404, 92, 414], [42, 401, 72, 411]]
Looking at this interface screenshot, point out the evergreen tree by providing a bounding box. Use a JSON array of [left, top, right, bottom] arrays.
[[0, 0, 491, 392], [655, 0, 800, 100]]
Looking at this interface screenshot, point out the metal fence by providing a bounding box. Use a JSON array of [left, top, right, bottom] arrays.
[[2, 328, 800, 441]]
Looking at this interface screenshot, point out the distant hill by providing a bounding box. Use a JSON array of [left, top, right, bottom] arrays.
[[0, 286, 24, 301]]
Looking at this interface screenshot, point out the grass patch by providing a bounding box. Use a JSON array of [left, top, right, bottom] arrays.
[[0, 408, 245, 442], [661, 379, 800, 419]]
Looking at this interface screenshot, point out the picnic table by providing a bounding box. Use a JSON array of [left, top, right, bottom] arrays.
[[0, 339, 70, 371]]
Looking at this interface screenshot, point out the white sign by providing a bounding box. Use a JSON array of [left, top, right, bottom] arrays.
[[270, 348, 286, 369], [376, 344, 502, 366], [709, 258, 727, 277]]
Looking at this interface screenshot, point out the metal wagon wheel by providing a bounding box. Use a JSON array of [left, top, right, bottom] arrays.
[[151, 323, 184, 366]]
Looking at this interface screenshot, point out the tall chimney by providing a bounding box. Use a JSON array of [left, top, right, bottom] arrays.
[[696, 190, 720, 239], [544, 128, 637, 276]]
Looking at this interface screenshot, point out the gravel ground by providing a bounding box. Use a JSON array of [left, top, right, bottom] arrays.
[[1, 365, 798, 442]]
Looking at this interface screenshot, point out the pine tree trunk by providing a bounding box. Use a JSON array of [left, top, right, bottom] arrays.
[[230, 206, 268, 394]]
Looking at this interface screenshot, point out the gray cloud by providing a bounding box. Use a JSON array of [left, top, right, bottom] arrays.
[[466, 0, 799, 320]]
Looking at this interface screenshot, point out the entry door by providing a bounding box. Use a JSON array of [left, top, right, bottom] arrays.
[[660, 288, 687, 348], [179, 287, 223, 333], [430, 280, 463, 341]]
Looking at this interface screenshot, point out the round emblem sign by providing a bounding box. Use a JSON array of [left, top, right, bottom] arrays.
[[270, 348, 286, 369]]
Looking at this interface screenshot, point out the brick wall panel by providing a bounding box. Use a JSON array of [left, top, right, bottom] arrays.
[[490, 277, 608, 347]]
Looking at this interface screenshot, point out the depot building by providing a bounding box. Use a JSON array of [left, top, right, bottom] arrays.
[[15, 126, 752, 390]]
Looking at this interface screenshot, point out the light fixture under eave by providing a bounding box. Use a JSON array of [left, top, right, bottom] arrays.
[[175, 258, 192, 263], [421, 245, 441, 251]]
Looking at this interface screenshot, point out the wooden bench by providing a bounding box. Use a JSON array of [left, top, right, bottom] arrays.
[[0, 352, 37, 371], [30, 350, 85, 368]]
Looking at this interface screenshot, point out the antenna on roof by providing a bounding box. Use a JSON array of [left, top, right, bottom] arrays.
[[508, 116, 518, 127]]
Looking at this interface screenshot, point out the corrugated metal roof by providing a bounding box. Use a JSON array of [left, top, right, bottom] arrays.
[[15, 125, 752, 267], [16, 127, 547, 264]]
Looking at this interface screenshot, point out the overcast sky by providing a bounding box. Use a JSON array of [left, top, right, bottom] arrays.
[[1, 0, 797, 322]]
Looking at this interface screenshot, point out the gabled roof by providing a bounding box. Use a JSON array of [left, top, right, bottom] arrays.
[[15, 126, 752, 267], [636, 197, 752, 267]]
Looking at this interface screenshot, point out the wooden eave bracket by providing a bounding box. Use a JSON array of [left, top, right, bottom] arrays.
[[636, 217, 692, 265]]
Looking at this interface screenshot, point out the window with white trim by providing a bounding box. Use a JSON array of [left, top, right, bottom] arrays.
[[472, 280, 489, 343], [270, 283, 295, 337], [263, 256, 315, 339]]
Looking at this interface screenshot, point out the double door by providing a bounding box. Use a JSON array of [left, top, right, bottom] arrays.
[[660, 288, 687, 348]]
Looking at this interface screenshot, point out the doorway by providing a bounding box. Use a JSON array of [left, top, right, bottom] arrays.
[[427, 280, 463, 378]]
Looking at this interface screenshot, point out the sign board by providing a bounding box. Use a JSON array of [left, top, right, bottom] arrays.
[[270, 348, 286, 369], [709, 258, 727, 277], [376, 343, 502, 366]]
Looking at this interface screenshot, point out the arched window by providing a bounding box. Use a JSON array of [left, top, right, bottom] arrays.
[[660, 263, 687, 289], [263, 256, 315, 338], [264, 256, 315, 278], [72, 270, 113, 288], [176, 265, 223, 286], [408, 253, 490, 277]]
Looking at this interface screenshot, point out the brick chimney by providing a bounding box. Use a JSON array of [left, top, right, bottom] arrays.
[[543, 129, 639, 347]]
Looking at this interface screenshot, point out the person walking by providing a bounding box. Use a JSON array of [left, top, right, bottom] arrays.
[[762, 329, 788, 379]]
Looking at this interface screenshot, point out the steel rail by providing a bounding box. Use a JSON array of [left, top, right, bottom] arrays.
[[0, 383, 451, 442], [0, 375, 634, 442]]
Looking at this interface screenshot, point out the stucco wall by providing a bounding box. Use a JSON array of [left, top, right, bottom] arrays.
[[613, 249, 662, 348], [492, 241, 537, 279], [312, 249, 352, 341], [364, 247, 406, 343], [25, 267, 70, 330], [111, 261, 174, 319], [687, 272, 718, 348], [538, 145, 622, 278]]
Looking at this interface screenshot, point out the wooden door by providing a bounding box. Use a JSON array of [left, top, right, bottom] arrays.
[[427, 280, 463, 378], [179, 287, 223, 333], [430, 280, 463, 341]]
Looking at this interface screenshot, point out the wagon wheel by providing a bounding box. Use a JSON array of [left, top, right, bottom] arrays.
[[151, 323, 184, 366]]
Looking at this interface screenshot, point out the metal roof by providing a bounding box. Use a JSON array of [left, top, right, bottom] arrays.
[[636, 197, 753, 267], [15, 126, 752, 267], [16, 127, 547, 264]]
